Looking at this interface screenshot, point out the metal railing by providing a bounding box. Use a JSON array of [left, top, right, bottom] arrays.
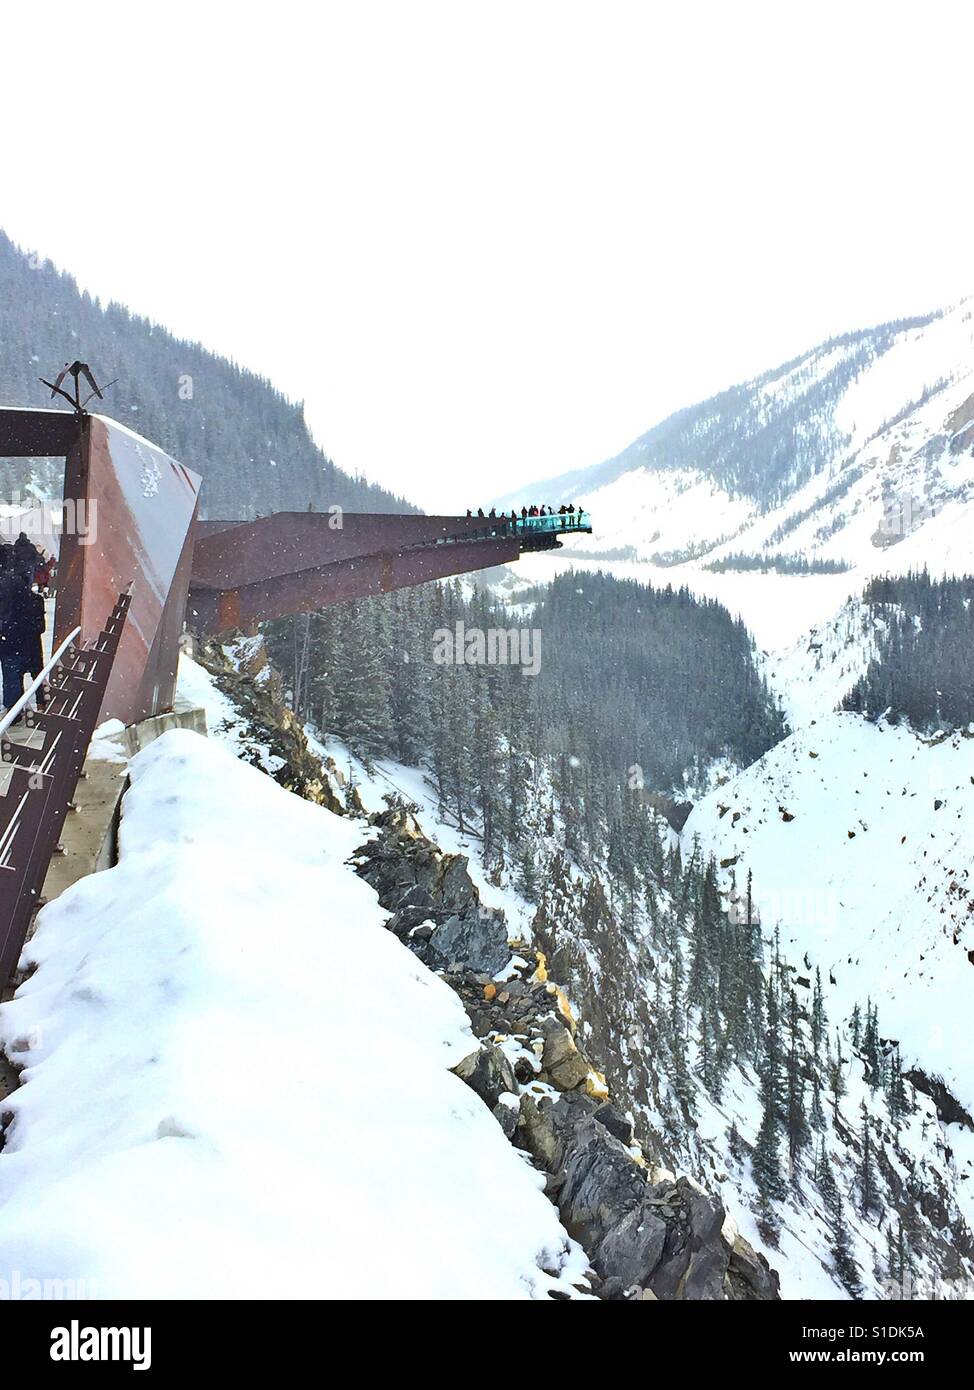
[[0, 592, 130, 992], [0, 626, 81, 742]]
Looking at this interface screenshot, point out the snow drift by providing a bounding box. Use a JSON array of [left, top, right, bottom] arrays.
[[0, 729, 586, 1299]]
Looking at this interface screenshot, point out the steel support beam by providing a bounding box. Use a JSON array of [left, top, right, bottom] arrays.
[[188, 533, 524, 633], [187, 510, 591, 634], [190, 511, 521, 590]]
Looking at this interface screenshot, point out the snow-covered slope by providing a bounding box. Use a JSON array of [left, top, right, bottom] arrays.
[[0, 720, 586, 1299], [757, 593, 885, 726], [507, 300, 974, 651], [684, 711, 974, 1115]]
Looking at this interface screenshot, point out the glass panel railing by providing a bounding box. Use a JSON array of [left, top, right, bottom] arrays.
[[516, 510, 591, 532], [438, 511, 592, 544]]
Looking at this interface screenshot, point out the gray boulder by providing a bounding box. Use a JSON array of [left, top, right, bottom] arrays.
[[427, 907, 511, 975], [593, 1102, 634, 1147], [452, 1043, 517, 1110], [596, 1207, 668, 1298]]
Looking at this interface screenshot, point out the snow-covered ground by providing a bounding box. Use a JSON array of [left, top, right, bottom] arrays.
[[756, 595, 882, 727], [0, 668, 587, 1300], [682, 706, 974, 1297], [690, 1014, 973, 1301]]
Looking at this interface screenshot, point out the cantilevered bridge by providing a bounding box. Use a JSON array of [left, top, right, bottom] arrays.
[[0, 395, 591, 990]]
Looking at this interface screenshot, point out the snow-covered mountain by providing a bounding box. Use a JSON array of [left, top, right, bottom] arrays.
[[505, 300, 974, 651], [756, 592, 884, 728]]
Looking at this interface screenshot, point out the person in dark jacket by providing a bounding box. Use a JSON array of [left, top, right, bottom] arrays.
[[18, 586, 47, 709], [0, 549, 30, 713], [13, 532, 42, 581]]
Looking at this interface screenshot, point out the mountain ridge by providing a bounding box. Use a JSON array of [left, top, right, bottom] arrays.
[[0, 229, 418, 519], [503, 299, 974, 654], [499, 307, 950, 512]]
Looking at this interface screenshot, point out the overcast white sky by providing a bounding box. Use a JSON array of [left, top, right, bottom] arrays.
[[2, 1, 971, 509]]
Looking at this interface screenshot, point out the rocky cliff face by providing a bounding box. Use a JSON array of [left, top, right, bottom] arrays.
[[192, 637, 347, 815], [532, 843, 974, 1299], [354, 804, 778, 1300]]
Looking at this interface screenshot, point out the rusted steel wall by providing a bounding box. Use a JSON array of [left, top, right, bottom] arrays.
[[54, 416, 202, 725], [190, 511, 518, 590], [188, 511, 534, 633], [189, 533, 523, 633]]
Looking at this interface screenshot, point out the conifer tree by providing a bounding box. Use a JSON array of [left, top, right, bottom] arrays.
[[667, 944, 695, 1113], [753, 972, 787, 1213], [829, 1030, 847, 1118], [763, 976, 784, 1114], [858, 1102, 879, 1218], [388, 588, 433, 764], [883, 1219, 912, 1297], [470, 678, 503, 863], [810, 1065, 827, 1132], [862, 1001, 882, 1091], [886, 1045, 909, 1134], [816, 1139, 863, 1298], [785, 988, 811, 1172], [696, 1004, 726, 1102], [811, 967, 827, 1062], [753, 1062, 787, 1213]]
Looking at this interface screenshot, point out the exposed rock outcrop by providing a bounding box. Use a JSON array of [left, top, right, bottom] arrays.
[[195, 638, 347, 814], [353, 804, 512, 976], [904, 1068, 974, 1132]]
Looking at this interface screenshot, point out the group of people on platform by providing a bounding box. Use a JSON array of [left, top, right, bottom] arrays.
[[0, 533, 56, 720], [465, 502, 585, 522]]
